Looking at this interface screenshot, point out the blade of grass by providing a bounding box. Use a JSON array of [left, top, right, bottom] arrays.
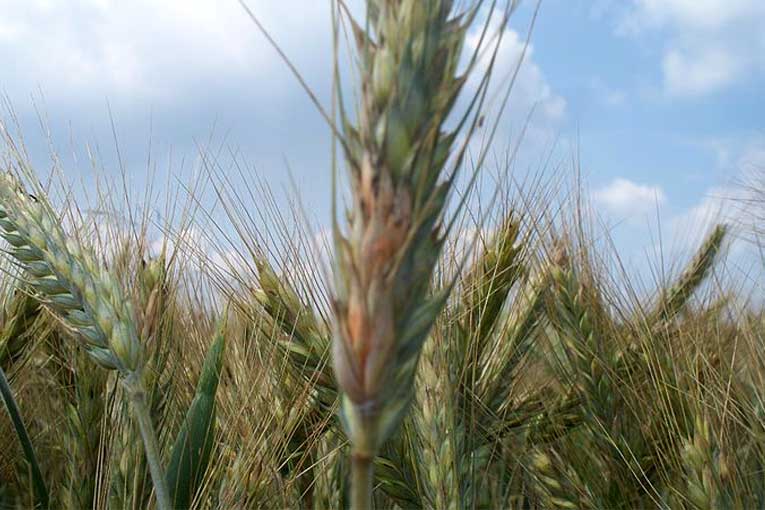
[[166, 319, 226, 509]]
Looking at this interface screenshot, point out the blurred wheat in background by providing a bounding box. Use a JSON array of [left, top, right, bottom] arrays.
[[0, 1, 763, 509]]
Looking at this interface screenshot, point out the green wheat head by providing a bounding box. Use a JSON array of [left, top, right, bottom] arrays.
[[0, 172, 142, 378]]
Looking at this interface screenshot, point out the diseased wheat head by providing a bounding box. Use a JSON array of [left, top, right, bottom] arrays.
[[330, 1, 511, 505]]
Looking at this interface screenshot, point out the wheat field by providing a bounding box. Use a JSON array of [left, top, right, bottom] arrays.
[[0, 1, 763, 509]]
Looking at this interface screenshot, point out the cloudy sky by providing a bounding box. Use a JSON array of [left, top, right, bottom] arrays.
[[0, 0, 762, 281]]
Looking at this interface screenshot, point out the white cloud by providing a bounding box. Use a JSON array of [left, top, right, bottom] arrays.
[[444, 11, 568, 185], [732, 138, 765, 236], [623, 0, 759, 31], [659, 184, 754, 292], [463, 13, 566, 142], [598, 176, 755, 298], [662, 46, 745, 96], [593, 178, 666, 218], [0, 0, 341, 105], [0, 0, 561, 128], [0, 1, 562, 176], [0, 1, 567, 260], [620, 0, 765, 97]]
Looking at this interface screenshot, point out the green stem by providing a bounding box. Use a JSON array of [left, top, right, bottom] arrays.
[[351, 451, 373, 510], [126, 378, 171, 510]]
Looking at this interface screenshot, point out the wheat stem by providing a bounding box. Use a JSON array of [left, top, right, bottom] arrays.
[[351, 452, 373, 510], [125, 376, 171, 510]]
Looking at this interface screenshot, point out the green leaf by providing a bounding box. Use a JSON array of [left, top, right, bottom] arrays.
[[0, 365, 48, 509], [166, 324, 226, 509]]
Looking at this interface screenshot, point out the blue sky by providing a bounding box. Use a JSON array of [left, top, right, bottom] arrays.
[[0, 0, 762, 283]]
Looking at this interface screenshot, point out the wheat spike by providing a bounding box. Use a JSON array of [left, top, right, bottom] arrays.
[[530, 450, 596, 510], [415, 333, 461, 510], [0, 173, 141, 374], [109, 254, 173, 510], [62, 349, 107, 510], [654, 224, 727, 324], [0, 171, 171, 510], [476, 256, 552, 417], [311, 432, 348, 510], [673, 414, 734, 510], [462, 217, 524, 357], [255, 258, 334, 404], [330, 2, 509, 505], [549, 256, 614, 420]]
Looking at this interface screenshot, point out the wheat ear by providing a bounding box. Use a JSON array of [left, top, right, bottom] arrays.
[[330, 1, 506, 506], [415, 334, 461, 509], [0, 172, 171, 510], [653, 224, 727, 325], [549, 252, 614, 422], [62, 349, 107, 510], [675, 414, 732, 510], [462, 217, 524, 357], [530, 450, 596, 510]]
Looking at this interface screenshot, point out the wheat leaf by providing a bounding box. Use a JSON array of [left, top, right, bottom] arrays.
[[167, 323, 226, 509]]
